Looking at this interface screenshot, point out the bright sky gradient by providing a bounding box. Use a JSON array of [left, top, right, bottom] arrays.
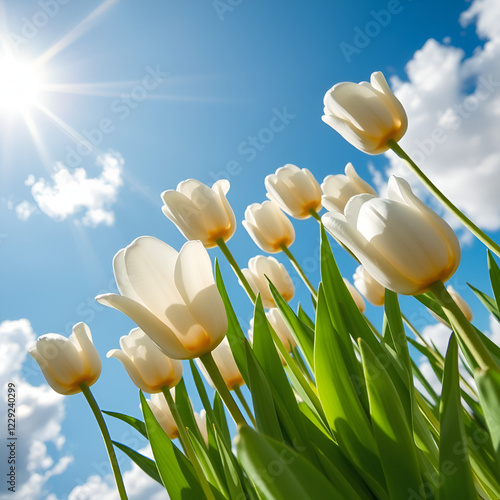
[[2, 0, 500, 498]]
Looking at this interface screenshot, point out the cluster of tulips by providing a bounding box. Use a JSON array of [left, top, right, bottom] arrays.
[[29, 72, 500, 500]]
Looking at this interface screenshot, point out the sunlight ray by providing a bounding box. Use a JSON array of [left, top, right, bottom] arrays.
[[35, 102, 100, 158], [22, 110, 54, 172], [35, 0, 121, 67]]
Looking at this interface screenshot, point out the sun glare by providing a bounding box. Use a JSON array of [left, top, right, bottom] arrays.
[[0, 57, 43, 112]]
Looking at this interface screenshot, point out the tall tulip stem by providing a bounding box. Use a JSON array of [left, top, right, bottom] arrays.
[[429, 281, 498, 371], [388, 139, 500, 259], [233, 386, 257, 427], [309, 209, 322, 222], [280, 244, 317, 299], [199, 352, 248, 428], [216, 238, 257, 303], [162, 387, 216, 500], [80, 384, 128, 500]]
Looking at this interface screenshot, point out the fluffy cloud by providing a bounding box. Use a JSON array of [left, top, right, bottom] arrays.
[[23, 151, 124, 227], [67, 446, 167, 500], [380, 0, 500, 233], [0, 319, 71, 500]]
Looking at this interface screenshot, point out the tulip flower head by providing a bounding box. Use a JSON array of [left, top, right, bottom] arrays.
[[322, 176, 460, 296], [343, 278, 366, 313], [196, 337, 244, 391], [96, 237, 228, 360], [107, 328, 183, 393], [265, 164, 323, 219], [430, 286, 473, 325], [321, 163, 377, 213], [322, 71, 407, 155], [161, 179, 236, 248], [144, 391, 178, 439], [242, 255, 294, 309], [353, 265, 385, 307], [265, 308, 297, 352], [243, 201, 295, 253], [28, 322, 101, 395]]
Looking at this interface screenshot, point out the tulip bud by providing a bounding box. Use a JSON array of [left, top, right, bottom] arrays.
[[242, 201, 295, 253], [194, 410, 209, 446], [322, 71, 407, 155], [321, 163, 377, 214], [343, 278, 366, 313], [322, 176, 461, 296], [28, 322, 101, 395], [265, 308, 297, 352], [107, 328, 183, 393], [195, 338, 244, 390], [430, 286, 473, 325], [265, 164, 322, 219], [353, 265, 385, 306], [242, 255, 294, 309], [96, 237, 227, 360], [161, 179, 236, 248], [144, 391, 178, 439]]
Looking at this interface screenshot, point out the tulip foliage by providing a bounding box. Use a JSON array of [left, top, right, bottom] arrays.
[[29, 72, 500, 500]]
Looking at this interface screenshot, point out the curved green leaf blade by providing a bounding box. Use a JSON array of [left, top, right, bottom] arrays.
[[102, 410, 147, 438], [438, 335, 477, 500], [112, 440, 162, 484]]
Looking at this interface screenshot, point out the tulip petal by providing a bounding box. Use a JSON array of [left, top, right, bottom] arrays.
[[107, 348, 151, 392], [113, 249, 144, 304], [96, 293, 191, 359], [174, 241, 227, 346], [72, 322, 102, 383]]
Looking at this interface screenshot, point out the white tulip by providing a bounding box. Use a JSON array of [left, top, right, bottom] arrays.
[[321, 163, 377, 213], [353, 266, 385, 307], [322, 176, 460, 295], [144, 391, 178, 439], [161, 179, 236, 248], [265, 164, 322, 219], [28, 322, 101, 395], [265, 308, 297, 352], [107, 328, 183, 393], [96, 237, 227, 360], [242, 201, 295, 253], [242, 255, 294, 309], [194, 410, 209, 446], [343, 278, 366, 313], [196, 338, 244, 391], [322, 71, 407, 155]]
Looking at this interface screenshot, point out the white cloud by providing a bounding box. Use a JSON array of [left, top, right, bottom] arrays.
[[67, 446, 168, 500], [15, 200, 37, 221], [28, 151, 124, 227], [379, 0, 500, 233], [0, 320, 71, 500]]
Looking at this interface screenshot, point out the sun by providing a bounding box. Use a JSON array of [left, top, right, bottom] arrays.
[[0, 56, 44, 112]]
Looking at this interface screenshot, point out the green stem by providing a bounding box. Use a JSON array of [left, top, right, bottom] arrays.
[[199, 352, 248, 428], [80, 384, 128, 500], [162, 387, 216, 500], [429, 281, 498, 371], [388, 139, 500, 259], [281, 244, 317, 299], [233, 386, 256, 427], [216, 238, 256, 303], [309, 208, 322, 222]]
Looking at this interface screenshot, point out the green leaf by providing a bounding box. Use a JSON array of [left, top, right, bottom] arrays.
[[438, 335, 477, 500], [102, 410, 147, 438], [468, 283, 500, 323], [215, 259, 249, 383], [268, 280, 315, 369], [359, 338, 423, 500], [213, 392, 231, 449], [476, 367, 500, 474], [488, 250, 500, 312], [174, 378, 205, 446], [112, 440, 162, 484], [314, 285, 387, 498], [236, 425, 345, 500], [297, 304, 315, 331], [244, 341, 283, 441], [139, 390, 207, 500]]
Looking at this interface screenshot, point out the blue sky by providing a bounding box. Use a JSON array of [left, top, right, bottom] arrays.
[[2, 0, 500, 498]]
